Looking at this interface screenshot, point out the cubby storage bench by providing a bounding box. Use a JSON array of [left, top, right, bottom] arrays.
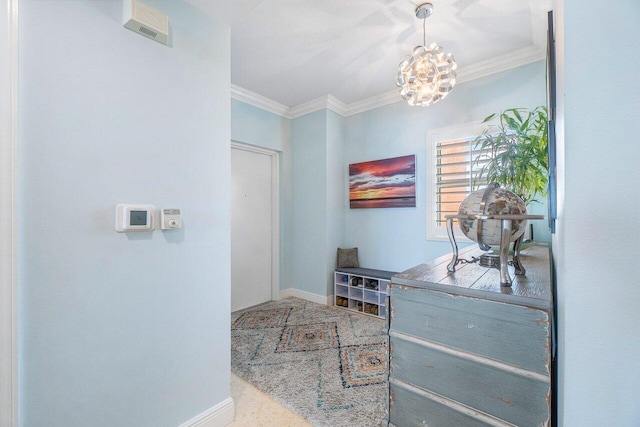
[[334, 268, 396, 319]]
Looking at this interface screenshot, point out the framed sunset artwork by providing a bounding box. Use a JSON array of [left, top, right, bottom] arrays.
[[349, 155, 416, 208]]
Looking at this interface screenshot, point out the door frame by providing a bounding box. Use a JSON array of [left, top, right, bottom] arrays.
[[231, 141, 280, 302], [0, 0, 19, 425]]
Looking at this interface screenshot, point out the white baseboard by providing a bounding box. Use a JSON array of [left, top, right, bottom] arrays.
[[179, 397, 234, 427], [279, 288, 330, 306]]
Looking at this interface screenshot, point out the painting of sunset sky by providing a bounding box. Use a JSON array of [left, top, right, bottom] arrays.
[[349, 155, 416, 208]]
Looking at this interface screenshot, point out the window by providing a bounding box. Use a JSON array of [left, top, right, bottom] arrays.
[[426, 121, 489, 240]]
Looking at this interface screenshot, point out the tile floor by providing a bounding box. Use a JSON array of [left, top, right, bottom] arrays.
[[228, 373, 312, 426]]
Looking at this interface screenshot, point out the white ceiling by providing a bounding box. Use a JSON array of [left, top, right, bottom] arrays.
[[185, 0, 551, 109]]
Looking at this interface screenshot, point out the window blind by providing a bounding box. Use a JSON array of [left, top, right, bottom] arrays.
[[435, 136, 488, 226]]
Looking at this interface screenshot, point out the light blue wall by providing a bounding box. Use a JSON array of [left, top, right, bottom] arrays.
[[235, 63, 550, 297], [289, 109, 346, 297], [231, 102, 343, 297], [344, 61, 549, 272], [554, 1, 640, 425], [325, 110, 346, 294], [291, 110, 330, 295], [231, 99, 290, 152], [19, 1, 230, 426], [231, 99, 292, 290]]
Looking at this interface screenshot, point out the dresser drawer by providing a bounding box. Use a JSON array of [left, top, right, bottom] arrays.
[[389, 286, 550, 375], [389, 379, 497, 427], [390, 333, 550, 427]]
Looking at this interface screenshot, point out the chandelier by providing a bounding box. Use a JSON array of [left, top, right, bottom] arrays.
[[396, 3, 457, 107]]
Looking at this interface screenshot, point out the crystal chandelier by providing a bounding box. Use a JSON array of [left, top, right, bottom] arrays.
[[396, 3, 457, 107]]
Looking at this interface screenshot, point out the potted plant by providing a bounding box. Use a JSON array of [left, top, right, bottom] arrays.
[[473, 106, 549, 205]]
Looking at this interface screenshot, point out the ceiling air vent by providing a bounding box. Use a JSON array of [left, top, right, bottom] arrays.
[[123, 0, 169, 46], [138, 26, 157, 39]]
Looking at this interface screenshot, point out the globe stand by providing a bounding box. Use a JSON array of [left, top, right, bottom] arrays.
[[445, 214, 544, 287], [479, 252, 500, 269]]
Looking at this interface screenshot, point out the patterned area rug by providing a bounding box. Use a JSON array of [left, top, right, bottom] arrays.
[[231, 297, 388, 427]]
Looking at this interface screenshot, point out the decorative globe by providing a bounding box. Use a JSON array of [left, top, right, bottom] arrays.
[[458, 184, 527, 246]]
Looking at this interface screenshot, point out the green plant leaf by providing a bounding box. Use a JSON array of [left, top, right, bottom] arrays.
[[472, 106, 549, 205], [482, 113, 497, 123]]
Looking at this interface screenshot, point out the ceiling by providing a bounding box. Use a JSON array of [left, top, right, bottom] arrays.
[[185, 0, 551, 109]]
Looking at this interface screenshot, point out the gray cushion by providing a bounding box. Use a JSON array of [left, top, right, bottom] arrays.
[[335, 267, 397, 280], [337, 247, 359, 268]]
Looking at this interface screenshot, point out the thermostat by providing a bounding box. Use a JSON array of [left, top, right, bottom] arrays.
[[161, 208, 181, 230], [115, 204, 155, 232]]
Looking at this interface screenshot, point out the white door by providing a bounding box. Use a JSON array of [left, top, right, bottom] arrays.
[[231, 146, 274, 312]]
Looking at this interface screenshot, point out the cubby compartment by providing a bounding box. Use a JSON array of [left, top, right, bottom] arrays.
[[349, 299, 364, 312], [349, 276, 364, 287], [379, 280, 388, 293], [364, 289, 378, 304], [336, 273, 349, 284], [335, 296, 349, 308], [364, 302, 379, 316], [364, 278, 379, 290], [336, 284, 349, 297], [349, 287, 363, 301], [334, 270, 390, 319]]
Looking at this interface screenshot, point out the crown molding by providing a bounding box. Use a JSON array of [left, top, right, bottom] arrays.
[[230, 84, 291, 118], [343, 90, 401, 117], [286, 94, 349, 119], [232, 46, 546, 119], [344, 46, 545, 116], [325, 94, 349, 117], [457, 45, 545, 85], [286, 95, 328, 119]]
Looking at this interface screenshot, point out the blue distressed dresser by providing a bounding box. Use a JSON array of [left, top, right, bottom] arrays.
[[387, 244, 552, 426]]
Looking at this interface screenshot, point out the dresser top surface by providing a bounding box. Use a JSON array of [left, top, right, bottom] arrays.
[[392, 244, 551, 310]]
